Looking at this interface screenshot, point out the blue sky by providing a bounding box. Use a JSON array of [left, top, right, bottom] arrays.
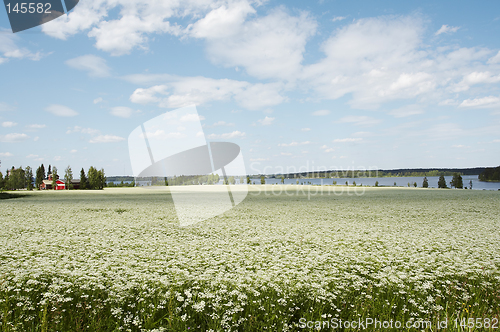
[[1, 0, 500, 176]]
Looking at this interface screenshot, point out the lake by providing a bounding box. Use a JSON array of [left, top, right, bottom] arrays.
[[259, 175, 500, 190]]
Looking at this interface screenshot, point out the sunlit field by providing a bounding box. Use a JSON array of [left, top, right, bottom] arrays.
[[1, 186, 499, 331]]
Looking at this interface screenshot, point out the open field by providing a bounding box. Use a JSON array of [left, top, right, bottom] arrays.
[[1, 186, 499, 331]]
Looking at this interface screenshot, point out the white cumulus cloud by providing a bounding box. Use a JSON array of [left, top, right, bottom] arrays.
[[0, 133, 29, 142], [45, 104, 78, 117], [207, 131, 246, 139], [110, 106, 133, 118], [65, 55, 111, 77], [1, 121, 17, 127], [435, 24, 460, 36], [89, 135, 125, 143]]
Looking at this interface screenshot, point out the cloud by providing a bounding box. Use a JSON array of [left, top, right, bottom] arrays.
[[0, 152, 13, 157], [332, 16, 346, 22], [26, 124, 46, 129], [42, 0, 187, 56], [129, 76, 285, 110], [333, 138, 363, 143], [110, 106, 133, 118], [1, 121, 17, 127], [70, 149, 78, 153], [45, 104, 78, 117], [487, 51, 500, 64], [278, 141, 311, 147], [312, 110, 330, 116], [301, 128, 311, 131], [459, 96, 500, 108], [320, 145, 335, 152], [207, 131, 246, 139], [207, 121, 234, 128], [250, 158, 268, 162], [0, 133, 29, 142], [337, 115, 381, 127], [302, 15, 434, 108], [387, 105, 424, 118], [66, 126, 124, 143], [452, 144, 469, 148], [435, 24, 460, 36], [281, 152, 292, 156], [65, 55, 110, 77], [180, 113, 205, 122], [89, 135, 125, 143], [0, 34, 42, 63], [190, 6, 317, 80], [0, 102, 15, 112], [66, 126, 100, 135], [94, 97, 104, 104], [258, 116, 275, 126], [26, 154, 39, 159]]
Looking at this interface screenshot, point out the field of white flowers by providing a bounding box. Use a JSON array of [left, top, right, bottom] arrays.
[[0, 186, 499, 331]]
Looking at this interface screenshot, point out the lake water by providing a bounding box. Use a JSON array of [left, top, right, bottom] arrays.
[[120, 175, 500, 190], [260, 175, 500, 190]]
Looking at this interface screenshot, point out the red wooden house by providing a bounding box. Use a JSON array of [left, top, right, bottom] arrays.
[[40, 174, 66, 190]]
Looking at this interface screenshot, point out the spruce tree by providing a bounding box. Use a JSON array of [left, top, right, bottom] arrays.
[[438, 175, 447, 188], [422, 177, 429, 188]]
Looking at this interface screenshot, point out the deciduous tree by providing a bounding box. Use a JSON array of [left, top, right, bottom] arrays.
[[25, 166, 33, 191], [80, 168, 88, 189], [51, 167, 58, 190], [451, 173, 463, 189], [64, 166, 73, 190]]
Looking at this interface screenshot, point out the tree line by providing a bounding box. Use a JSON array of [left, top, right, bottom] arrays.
[[0, 164, 106, 191], [478, 166, 500, 182]]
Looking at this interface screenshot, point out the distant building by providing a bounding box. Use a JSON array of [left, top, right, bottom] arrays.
[[40, 173, 65, 190]]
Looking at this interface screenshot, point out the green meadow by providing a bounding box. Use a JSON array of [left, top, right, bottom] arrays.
[[0, 186, 499, 331]]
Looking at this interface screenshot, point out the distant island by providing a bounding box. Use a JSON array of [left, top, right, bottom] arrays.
[[478, 166, 500, 182], [262, 167, 489, 179]]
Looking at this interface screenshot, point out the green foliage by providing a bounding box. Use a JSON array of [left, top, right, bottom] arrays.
[[0, 171, 4, 190], [422, 177, 429, 188], [479, 166, 500, 182], [35, 164, 44, 190], [451, 173, 463, 189], [438, 175, 447, 188], [260, 176, 265, 185], [413, 182, 417, 187], [80, 168, 88, 189], [64, 166, 73, 190], [281, 176, 284, 184], [375, 181, 379, 187], [6, 167, 26, 190], [25, 166, 33, 190], [87, 166, 102, 190], [352, 180, 356, 186], [51, 167, 58, 189], [247, 176, 251, 184]]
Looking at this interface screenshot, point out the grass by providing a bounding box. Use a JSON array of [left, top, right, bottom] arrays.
[[0, 186, 499, 331]]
